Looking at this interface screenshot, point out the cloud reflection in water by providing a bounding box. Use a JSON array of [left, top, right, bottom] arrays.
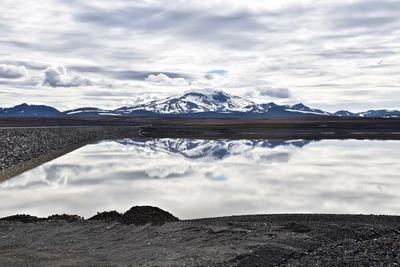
[[0, 139, 399, 219]]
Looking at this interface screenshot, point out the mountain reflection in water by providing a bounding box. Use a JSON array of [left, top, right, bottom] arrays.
[[0, 138, 399, 219], [116, 138, 312, 160]]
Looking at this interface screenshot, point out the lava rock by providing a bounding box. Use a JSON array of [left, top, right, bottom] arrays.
[[89, 211, 122, 222], [47, 214, 83, 222], [120, 206, 179, 225], [283, 222, 311, 233], [319, 224, 356, 241], [238, 243, 303, 267], [0, 214, 45, 223]]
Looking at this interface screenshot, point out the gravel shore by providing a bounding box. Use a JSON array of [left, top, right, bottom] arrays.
[[0, 126, 140, 181], [0, 207, 399, 266]]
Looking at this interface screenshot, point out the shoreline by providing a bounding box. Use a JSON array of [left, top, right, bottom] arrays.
[[0, 126, 141, 182], [2, 122, 400, 182], [1, 207, 399, 266]]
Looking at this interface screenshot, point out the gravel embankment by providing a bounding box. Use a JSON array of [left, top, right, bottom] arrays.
[[0, 126, 139, 180], [0, 207, 399, 267]]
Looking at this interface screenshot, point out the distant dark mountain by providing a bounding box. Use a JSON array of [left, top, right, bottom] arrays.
[[0, 103, 61, 117], [358, 110, 400, 118], [1, 89, 399, 118], [284, 103, 330, 115], [116, 138, 312, 160], [334, 110, 357, 117], [334, 109, 400, 118]]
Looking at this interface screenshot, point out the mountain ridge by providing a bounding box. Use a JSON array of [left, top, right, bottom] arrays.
[[1, 89, 399, 118]]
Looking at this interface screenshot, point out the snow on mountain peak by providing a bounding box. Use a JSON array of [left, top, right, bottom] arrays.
[[113, 88, 340, 116], [118, 88, 256, 114], [182, 88, 227, 97]]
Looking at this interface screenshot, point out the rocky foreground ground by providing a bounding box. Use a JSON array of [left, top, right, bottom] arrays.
[[0, 206, 399, 267]]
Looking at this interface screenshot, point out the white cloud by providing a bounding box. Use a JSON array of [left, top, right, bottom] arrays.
[[258, 87, 291, 99], [42, 66, 94, 87], [204, 73, 220, 80], [145, 73, 188, 86], [0, 64, 28, 79], [243, 87, 292, 104], [0, 0, 399, 111]]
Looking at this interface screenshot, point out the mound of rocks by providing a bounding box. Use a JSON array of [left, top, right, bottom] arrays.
[[120, 206, 179, 225], [89, 211, 122, 222], [47, 214, 83, 222], [0, 214, 45, 223], [0, 206, 179, 226]]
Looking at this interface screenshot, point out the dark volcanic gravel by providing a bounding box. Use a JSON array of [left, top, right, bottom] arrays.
[[89, 206, 180, 225], [89, 211, 122, 222], [283, 222, 311, 233], [0, 214, 45, 223], [0, 126, 139, 181], [0, 127, 97, 171], [0, 210, 399, 266], [47, 214, 84, 222], [121, 206, 180, 225]]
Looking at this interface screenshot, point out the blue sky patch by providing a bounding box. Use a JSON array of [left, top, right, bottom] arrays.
[[207, 69, 227, 75]]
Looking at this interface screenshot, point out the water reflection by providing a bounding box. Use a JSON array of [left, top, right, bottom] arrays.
[[116, 138, 312, 160], [0, 139, 399, 219]]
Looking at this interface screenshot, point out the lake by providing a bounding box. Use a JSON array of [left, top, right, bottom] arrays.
[[1, 138, 399, 219]]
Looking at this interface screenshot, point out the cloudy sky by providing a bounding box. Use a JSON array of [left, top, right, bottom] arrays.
[[0, 0, 399, 111]]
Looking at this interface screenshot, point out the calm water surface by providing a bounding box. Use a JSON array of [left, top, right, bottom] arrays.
[[1, 138, 399, 219]]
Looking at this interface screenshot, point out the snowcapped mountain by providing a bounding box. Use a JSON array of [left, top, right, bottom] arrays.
[[334, 109, 400, 118], [1, 89, 399, 118], [116, 89, 256, 114], [358, 110, 400, 118], [0, 103, 61, 117], [284, 103, 330, 115], [116, 138, 312, 160], [334, 110, 357, 117], [115, 89, 329, 117]]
